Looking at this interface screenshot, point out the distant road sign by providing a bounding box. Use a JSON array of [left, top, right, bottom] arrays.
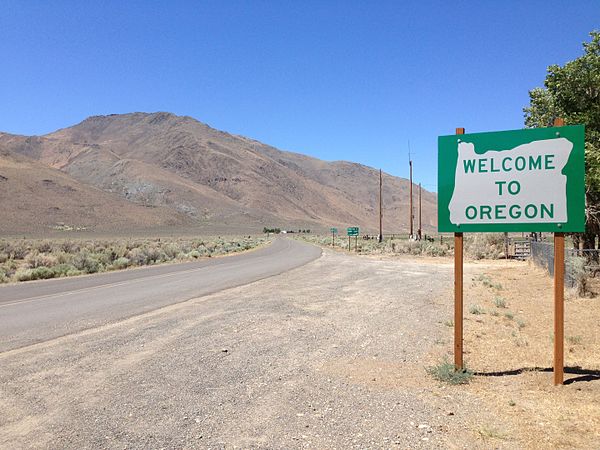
[[347, 227, 359, 236], [330, 227, 338, 234]]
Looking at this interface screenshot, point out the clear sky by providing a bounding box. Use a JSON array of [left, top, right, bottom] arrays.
[[1, 1, 598, 191]]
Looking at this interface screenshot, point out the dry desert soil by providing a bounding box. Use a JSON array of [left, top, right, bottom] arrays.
[[1, 246, 599, 449]]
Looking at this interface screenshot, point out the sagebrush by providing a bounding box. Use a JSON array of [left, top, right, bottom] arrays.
[[0, 236, 267, 284]]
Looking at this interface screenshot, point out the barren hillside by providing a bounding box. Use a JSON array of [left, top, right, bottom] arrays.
[[0, 148, 191, 235], [0, 112, 437, 234]]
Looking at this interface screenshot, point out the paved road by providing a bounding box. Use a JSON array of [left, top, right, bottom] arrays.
[[0, 247, 500, 449], [0, 237, 321, 352]]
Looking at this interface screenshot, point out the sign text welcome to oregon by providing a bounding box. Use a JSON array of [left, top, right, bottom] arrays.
[[438, 125, 585, 233]]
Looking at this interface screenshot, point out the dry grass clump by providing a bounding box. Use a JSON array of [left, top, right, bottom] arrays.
[[0, 236, 267, 284]]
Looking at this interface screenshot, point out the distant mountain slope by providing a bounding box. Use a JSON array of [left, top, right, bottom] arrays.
[[0, 148, 191, 234], [0, 112, 437, 234]]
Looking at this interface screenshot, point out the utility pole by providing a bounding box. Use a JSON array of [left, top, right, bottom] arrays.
[[409, 159, 413, 238], [378, 169, 383, 243], [418, 182, 422, 240]]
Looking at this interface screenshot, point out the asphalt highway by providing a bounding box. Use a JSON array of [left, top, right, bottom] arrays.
[[0, 237, 321, 352]]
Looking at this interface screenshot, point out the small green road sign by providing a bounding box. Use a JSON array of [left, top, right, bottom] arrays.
[[330, 227, 338, 234], [347, 227, 359, 236], [438, 125, 585, 233]]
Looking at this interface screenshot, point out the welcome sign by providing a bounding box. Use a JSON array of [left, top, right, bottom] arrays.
[[438, 125, 585, 232]]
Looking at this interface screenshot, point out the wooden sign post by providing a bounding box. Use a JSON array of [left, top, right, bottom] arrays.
[[455, 127, 465, 370], [438, 121, 584, 385], [553, 117, 565, 385]]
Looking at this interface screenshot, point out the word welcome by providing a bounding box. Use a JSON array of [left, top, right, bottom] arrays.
[[463, 154, 555, 174]]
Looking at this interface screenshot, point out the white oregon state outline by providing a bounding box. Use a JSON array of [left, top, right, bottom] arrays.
[[448, 138, 572, 225]]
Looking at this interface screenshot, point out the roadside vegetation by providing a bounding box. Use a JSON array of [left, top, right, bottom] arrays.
[[295, 232, 510, 259], [427, 359, 474, 385], [0, 236, 267, 284], [438, 262, 600, 448]]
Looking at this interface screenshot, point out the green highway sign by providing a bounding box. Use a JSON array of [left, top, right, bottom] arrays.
[[347, 227, 359, 236], [438, 125, 585, 233], [330, 227, 338, 234]]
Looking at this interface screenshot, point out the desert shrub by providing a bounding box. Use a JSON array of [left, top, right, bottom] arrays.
[[566, 256, 589, 297], [380, 239, 448, 257], [144, 246, 165, 264], [163, 243, 180, 259], [127, 246, 164, 265], [72, 251, 101, 274], [465, 234, 504, 260], [16, 266, 55, 281], [1, 260, 17, 274], [201, 247, 213, 256], [127, 247, 147, 266], [51, 264, 79, 277], [177, 242, 192, 254], [60, 240, 79, 253], [427, 359, 473, 385], [54, 251, 73, 265], [25, 251, 58, 269], [105, 245, 128, 262], [35, 241, 53, 253], [93, 251, 112, 266], [15, 269, 32, 281], [0, 236, 265, 282], [469, 304, 485, 315], [218, 244, 235, 254], [494, 297, 507, 308], [112, 257, 130, 270], [421, 242, 448, 257], [7, 242, 29, 260]]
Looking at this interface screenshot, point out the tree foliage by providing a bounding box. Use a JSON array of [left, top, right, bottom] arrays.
[[524, 31, 600, 242]]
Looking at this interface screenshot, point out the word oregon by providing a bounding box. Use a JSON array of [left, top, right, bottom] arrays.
[[464, 203, 555, 221], [462, 154, 555, 173]]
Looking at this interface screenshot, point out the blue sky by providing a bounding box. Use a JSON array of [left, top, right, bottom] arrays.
[[1, 1, 598, 191]]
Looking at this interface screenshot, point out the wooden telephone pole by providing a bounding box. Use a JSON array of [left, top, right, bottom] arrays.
[[378, 169, 383, 243], [409, 159, 413, 238], [418, 183, 422, 240]]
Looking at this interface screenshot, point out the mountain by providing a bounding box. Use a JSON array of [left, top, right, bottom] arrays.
[[0, 112, 437, 235], [0, 146, 191, 235]]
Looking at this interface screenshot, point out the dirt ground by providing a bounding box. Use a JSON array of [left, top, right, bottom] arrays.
[[435, 258, 600, 449], [1, 247, 599, 449]]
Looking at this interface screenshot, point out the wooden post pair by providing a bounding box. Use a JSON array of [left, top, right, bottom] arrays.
[[453, 121, 564, 385]]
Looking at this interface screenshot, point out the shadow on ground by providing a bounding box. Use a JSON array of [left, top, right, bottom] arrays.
[[474, 366, 600, 385]]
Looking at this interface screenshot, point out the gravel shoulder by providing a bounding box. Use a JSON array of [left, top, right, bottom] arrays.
[[0, 249, 530, 449]]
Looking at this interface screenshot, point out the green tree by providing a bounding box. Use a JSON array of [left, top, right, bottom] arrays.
[[524, 31, 600, 247]]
